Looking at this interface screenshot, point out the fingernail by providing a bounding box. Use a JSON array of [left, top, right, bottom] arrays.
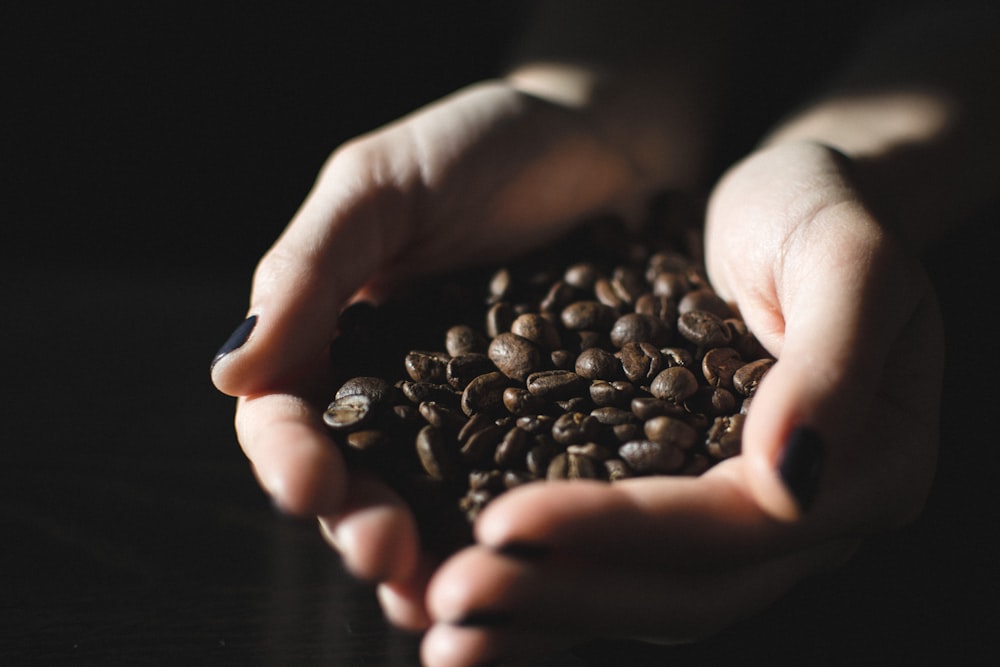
[[494, 541, 550, 560], [778, 426, 825, 511], [211, 315, 257, 369], [453, 610, 513, 628]]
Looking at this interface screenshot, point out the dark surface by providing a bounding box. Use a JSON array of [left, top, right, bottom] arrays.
[[3, 2, 998, 665]]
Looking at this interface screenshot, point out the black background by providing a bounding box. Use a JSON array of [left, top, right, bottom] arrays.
[[2, 2, 998, 665]]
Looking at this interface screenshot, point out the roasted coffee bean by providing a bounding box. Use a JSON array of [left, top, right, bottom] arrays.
[[619, 440, 685, 474], [335, 376, 396, 404], [611, 266, 647, 304], [494, 426, 530, 468], [594, 277, 626, 310], [701, 347, 743, 389], [677, 310, 733, 350], [650, 271, 690, 299], [617, 341, 663, 383], [634, 293, 677, 321], [564, 262, 601, 291], [345, 429, 390, 452], [547, 451, 601, 480], [460, 421, 505, 465], [515, 414, 554, 434], [445, 324, 489, 357], [525, 370, 589, 401], [511, 313, 562, 351], [405, 350, 450, 384], [419, 401, 468, 433], [401, 381, 460, 407], [416, 425, 461, 481], [461, 371, 511, 416], [485, 301, 514, 338], [685, 386, 737, 417], [678, 288, 735, 319], [489, 268, 513, 301], [604, 458, 633, 481], [567, 442, 614, 460], [706, 413, 745, 459], [503, 470, 534, 489], [590, 379, 635, 407], [610, 313, 671, 348], [446, 353, 497, 390], [649, 366, 700, 402], [324, 393, 375, 430], [459, 488, 494, 522], [660, 347, 694, 368], [469, 469, 505, 492], [589, 406, 636, 426], [502, 387, 547, 416], [612, 422, 643, 443], [557, 396, 594, 413], [458, 412, 495, 444], [733, 358, 775, 396], [643, 415, 698, 450], [631, 397, 685, 420], [645, 250, 693, 281], [488, 332, 543, 381], [680, 453, 713, 476], [526, 439, 560, 477], [539, 280, 576, 314], [561, 301, 618, 332], [726, 318, 770, 360], [575, 347, 623, 380], [552, 412, 600, 445], [550, 349, 577, 370]]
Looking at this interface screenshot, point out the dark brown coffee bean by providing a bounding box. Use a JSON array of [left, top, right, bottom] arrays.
[[446, 353, 497, 390], [561, 301, 617, 332], [515, 414, 554, 434], [617, 341, 663, 383], [550, 349, 577, 370], [701, 347, 743, 389], [401, 381, 460, 407], [611, 266, 647, 304], [503, 470, 534, 489], [344, 429, 390, 452], [502, 387, 547, 416], [525, 370, 589, 401], [404, 350, 450, 384], [494, 426, 530, 468], [589, 406, 636, 426], [610, 313, 671, 348], [726, 318, 770, 360], [706, 413, 745, 459], [416, 425, 460, 481], [418, 401, 469, 433], [680, 453, 713, 476], [590, 380, 635, 408], [461, 371, 511, 417], [489, 268, 513, 301], [733, 358, 775, 396], [526, 439, 559, 477], [323, 393, 375, 430], [650, 271, 690, 299], [643, 416, 698, 450], [619, 440, 685, 474], [485, 301, 515, 338], [547, 451, 600, 480], [646, 250, 693, 281], [660, 347, 694, 368], [445, 324, 489, 357], [460, 421, 505, 465], [335, 376, 395, 404], [630, 397, 686, 420], [677, 310, 733, 350], [552, 412, 600, 445], [488, 332, 543, 382], [564, 262, 601, 291], [612, 422, 643, 443], [556, 396, 594, 413], [469, 469, 505, 492], [684, 386, 737, 417], [604, 458, 633, 481], [575, 347, 623, 381], [459, 488, 494, 522], [539, 280, 576, 314], [511, 313, 562, 351], [458, 412, 495, 444], [649, 366, 700, 402], [634, 293, 677, 322], [567, 442, 615, 461], [678, 288, 735, 319]]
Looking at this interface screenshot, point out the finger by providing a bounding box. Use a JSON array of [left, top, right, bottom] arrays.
[[211, 139, 412, 397], [234, 391, 348, 516], [421, 621, 579, 667], [317, 473, 420, 584], [474, 469, 815, 569], [376, 552, 438, 632], [426, 539, 858, 655]]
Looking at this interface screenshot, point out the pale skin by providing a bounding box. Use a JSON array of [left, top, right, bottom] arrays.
[[211, 3, 999, 666]]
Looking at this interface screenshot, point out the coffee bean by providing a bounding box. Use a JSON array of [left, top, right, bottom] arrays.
[[345, 429, 390, 452], [604, 458, 633, 481], [485, 301, 514, 338], [701, 347, 743, 389], [677, 310, 733, 350], [619, 440, 685, 474], [416, 425, 461, 482], [488, 332, 543, 381], [335, 376, 395, 404], [502, 386, 548, 416], [405, 350, 450, 384], [526, 370, 589, 401], [617, 341, 663, 383], [575, 347, 623, 381], [323, 393, 375, 430], [643, 415, 698, 450], [678, 288, 735, 319], [461, 371, 511, 417], [706, 413, 744, 459], [552, 412, 600, 445], [511, 313, 562, 351], [733, 358, 775, 396], [630, 396, 685, 420], [590, 379, 635, 407], [446, 353, 497, 390], [419, 401, 468, 433], [561, 301, 617, 332], [494, 426, 530, 468], [445, 324, 489, 357], [564, 262, 601, 291], [610, 313, 672, 348], [649, 366, 700, 402]]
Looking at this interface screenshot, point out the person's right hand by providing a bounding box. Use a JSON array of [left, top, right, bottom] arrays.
[[209, 74, 701, 629]]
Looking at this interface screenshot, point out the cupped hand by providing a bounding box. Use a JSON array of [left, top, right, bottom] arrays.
[[419, 141, 944, 666], [210, 77, 683, 629]]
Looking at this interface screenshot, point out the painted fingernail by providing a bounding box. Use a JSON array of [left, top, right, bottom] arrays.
[[453, 610, 513, 628], [778, 426, 825, 511], [495, 541, 550, 560], [211, 315, 257, 369]]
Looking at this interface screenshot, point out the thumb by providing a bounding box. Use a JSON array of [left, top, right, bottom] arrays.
[[736, 201, 924, 524], [210, 146, 408, 397]]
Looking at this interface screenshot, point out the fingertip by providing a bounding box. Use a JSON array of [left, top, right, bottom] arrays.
[[210, 314, 260, 396]]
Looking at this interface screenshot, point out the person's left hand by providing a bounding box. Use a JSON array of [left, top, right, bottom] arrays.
[[415, 141, 944, 667]]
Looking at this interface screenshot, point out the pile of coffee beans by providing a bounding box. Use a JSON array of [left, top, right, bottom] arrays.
[[322, 208, 773, 555]]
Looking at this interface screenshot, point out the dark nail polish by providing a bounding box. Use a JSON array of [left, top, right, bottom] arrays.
[[495, 541, 550, 560], [778, 426, 825, 511], [453, 610, 513, 628], [212, 315, 257, 369]]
